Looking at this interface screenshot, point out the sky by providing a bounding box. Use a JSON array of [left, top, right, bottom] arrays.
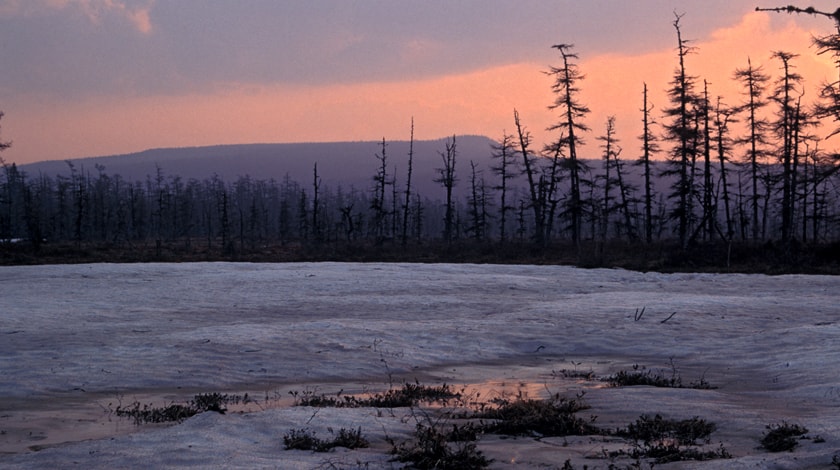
[[1, 1, 840, 165]]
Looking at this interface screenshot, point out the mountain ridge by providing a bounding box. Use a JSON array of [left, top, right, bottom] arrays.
[[20, 135, 499, 198]]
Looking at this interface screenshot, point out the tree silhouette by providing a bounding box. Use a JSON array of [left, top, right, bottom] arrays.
[[490, 132, 517, 242], [770, 51, 803, 242], [662, 13, 699, 247], [546, 44, 590, 247], [435, 135, 457, 244], [637, 83, 660, 243], [734, 58, 771, 241], [513, 109, 545, 245], [401, 119, 415, 247]]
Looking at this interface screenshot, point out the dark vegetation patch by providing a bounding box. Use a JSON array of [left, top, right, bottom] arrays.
[[283, 427, 369, 452], [471, 392, 596, 437], [113, 392, 249, 424], [760, 422, 810, 452], [552, 367, 597, 381], [3, 239, 839, 275], [290, 382, 460, 409], [605, 363, 715, 389], [286, 380, 732, 467], [606, 414, 730, 464], [617, 414, 716, 446], [389, 422, 491, 470]]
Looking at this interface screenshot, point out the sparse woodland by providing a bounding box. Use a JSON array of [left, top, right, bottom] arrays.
[[2, 8, 840, 271]]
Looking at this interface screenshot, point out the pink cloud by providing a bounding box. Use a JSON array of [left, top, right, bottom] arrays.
[[7, 10, 840, 165]]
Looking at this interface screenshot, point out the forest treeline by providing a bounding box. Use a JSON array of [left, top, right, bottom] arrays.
[[2, 10, 840, 271]]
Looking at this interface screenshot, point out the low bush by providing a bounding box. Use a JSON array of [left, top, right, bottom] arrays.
[[291, 382, 460, 409], [283, 427, 369, 452], [760, 422, 809, 452], [605, 363, 715, 389], [389, 422, 490, 469], [113, 392, 249, 424], [473, 392, 596, 437]]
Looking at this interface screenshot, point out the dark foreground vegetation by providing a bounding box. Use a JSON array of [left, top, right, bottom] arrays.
[[2, 238, 839, 274], [102, 366, 837, 468]]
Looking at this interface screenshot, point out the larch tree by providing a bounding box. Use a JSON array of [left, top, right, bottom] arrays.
[[514, 109, 545, 245], [435, 135, 457, 244], [596, 116, 618, 242], [661, 13, 700, 247], [734, 58, 771, 241], [371, 138, 390, 242], [490, 132, 518, 242], [636, 83, 660, 243], [770, 51, 803, 242], [757, 6, 840, 137], [546, 44, 590, 247], [713, 96, 737, 241], [700, 81, 715, 241], [0, 112, 13, 241], [467, 160, 488, 240], [608, 123, 637, 241], [401, 118, 415, 247], [311, 162, 321, 242]]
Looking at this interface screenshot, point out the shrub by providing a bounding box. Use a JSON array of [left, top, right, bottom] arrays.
[[760, 422, 809, 452], [474, 392, 596, 437], [390, 422, 490, 469], [283, 427, 369, 452], [605, 363, 715, 389], [291, 382, 461, 409], [113, 392, 249, 424], [619, 414, 716, 446]]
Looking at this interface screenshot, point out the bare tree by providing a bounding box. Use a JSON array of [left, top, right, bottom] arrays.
[[312, 162, 321, 242], [636, 83, 660, 243], [401, 118, 415, 247], [514, 109, 544, 245], [435, 135, 457, 244], [714, 96, 737, 241], [371, 138, 390, 242], [490, 132, 517, 242]]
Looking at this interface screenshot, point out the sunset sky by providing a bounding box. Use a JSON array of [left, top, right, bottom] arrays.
[[2, 1, 840, 165]]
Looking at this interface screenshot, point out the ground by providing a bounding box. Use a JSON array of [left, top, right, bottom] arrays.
[[0, 262, 838, 468]]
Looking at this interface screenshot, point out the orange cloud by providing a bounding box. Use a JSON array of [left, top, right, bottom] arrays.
[[7, 10, 840, 166], [577, 11, 836, 160], [7, 63, 555, 163]]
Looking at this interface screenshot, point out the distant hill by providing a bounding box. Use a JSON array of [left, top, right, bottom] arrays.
[[20, 136, 678, 203], [20, 136, 501, 198]]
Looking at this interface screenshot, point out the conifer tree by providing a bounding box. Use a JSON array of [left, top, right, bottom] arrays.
[[636, 83, 660, 243], [490, 132, 517, 242], [546, 44, 590, 247], [661, 13, 699, 247], [734, 58, 771, 241]]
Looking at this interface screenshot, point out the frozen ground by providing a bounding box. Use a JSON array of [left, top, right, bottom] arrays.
[[0, 262, 838, 469]]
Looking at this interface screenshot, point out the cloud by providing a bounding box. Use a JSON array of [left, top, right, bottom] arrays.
[[7, 6, 840, 165], [0, 0, 154, 34]]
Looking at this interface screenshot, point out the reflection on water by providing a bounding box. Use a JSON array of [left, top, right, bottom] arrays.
[[1, 360, 611, 455]]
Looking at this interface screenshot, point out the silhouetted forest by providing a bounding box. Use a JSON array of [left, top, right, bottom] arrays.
[[2, 10, 840, 272]]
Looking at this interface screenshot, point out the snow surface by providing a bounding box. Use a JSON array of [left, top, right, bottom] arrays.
[[0, 262, 838, 468]]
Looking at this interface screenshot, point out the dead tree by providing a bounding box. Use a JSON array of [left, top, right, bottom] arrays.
[[491, 132, 517, 242], [636, 83, 660, 243], [435, 135, 457, 244], [401, 118, 415, 247]]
